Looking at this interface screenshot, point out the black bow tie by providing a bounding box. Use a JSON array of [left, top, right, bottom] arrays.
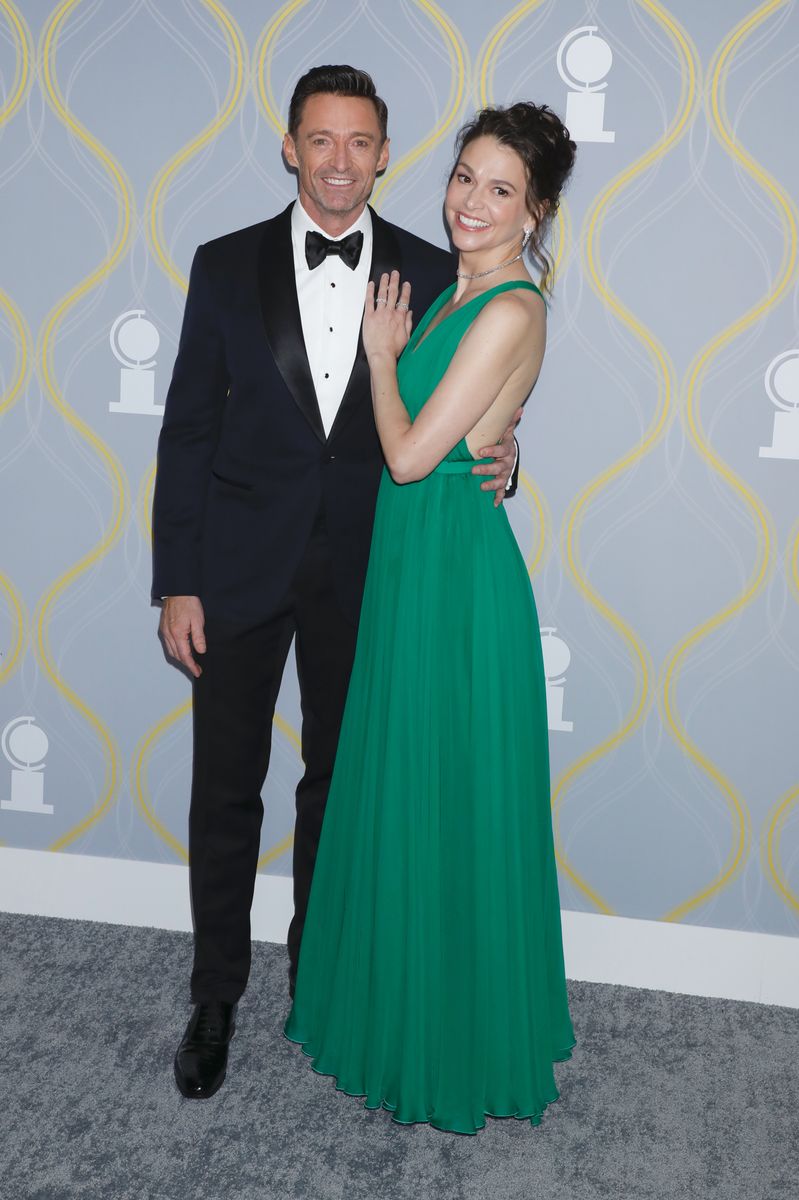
[[305, 229, 364, 271]]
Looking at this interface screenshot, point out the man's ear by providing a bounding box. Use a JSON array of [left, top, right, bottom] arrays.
[[283, 133, 298, 169], [377, 137, 390, 173]]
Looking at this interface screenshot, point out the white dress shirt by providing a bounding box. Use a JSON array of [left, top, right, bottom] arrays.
[[291, 199, 373, 438]]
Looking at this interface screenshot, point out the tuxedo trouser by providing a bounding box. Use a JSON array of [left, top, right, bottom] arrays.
[[188, 512, 359, 1004]]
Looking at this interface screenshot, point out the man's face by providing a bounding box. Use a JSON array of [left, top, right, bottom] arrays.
[[283, 93, 390, 234]]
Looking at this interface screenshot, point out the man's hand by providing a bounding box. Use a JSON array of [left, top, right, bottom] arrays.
[[472, 405, 524, 507], [159, 595, 206, 678]]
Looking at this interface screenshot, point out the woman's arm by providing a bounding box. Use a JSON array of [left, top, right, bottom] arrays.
[[364, 271, 544, 485]]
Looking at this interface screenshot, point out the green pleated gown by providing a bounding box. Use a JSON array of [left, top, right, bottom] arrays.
[[285, 280, 575, 1133]]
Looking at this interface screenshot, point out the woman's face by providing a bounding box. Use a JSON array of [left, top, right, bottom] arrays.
[[445, 134, 533, 259]]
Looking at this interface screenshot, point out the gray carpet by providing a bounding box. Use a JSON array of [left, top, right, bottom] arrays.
[[1, 912, 796, 1200]]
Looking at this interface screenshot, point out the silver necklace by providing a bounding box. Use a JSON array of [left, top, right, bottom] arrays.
[[455, 248, 525, 280]]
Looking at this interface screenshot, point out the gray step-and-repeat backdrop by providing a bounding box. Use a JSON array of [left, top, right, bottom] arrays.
[[1, 0, 797, 940]]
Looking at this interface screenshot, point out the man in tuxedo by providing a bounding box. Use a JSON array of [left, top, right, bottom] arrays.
[[152, 65, 517, 1100]]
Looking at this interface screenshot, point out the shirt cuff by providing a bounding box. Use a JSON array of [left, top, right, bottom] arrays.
[[506, 441, 519, 492]]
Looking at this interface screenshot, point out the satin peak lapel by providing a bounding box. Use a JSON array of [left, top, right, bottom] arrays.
[[258, 206, 326, 443]]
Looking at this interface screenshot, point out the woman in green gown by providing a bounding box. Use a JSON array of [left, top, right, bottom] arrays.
[[285, 103, 577, 1134]]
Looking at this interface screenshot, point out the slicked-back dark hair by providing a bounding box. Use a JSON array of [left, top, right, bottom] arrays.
[[288, 65, 388, 141]]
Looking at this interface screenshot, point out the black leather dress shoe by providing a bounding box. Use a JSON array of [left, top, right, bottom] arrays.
[[174, 1001, 237, 1099]]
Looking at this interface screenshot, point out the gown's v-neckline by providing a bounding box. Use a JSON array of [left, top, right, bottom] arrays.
[[410, 279, 542, 356]]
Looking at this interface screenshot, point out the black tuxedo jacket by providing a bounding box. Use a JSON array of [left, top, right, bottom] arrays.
[[151, 203, 455, 623]]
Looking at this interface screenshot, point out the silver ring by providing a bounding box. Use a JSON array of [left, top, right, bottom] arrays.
[[375, 297, 387, 305], [396, 302, 409, 311]]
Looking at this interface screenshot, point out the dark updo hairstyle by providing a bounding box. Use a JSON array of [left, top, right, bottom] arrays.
[[288, 65, 388, 143], [452, 102, 576, 293]]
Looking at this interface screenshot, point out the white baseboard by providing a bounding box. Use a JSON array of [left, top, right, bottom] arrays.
[[1, 847, 797, 1008], [0, 847, 293, 945]]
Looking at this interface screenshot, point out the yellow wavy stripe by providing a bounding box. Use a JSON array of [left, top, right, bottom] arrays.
[[475, 0, 602, 899], [254, 0, 311, 136], [0, 290, 31, 686], [476, 0, 567, 282], [146, 0, 246, 291], [789, 517, 799, 604], [553, 1, 700, 912], [0, 0, 32, 126], [131, 697, 301, 866], [661, 0, 796, 923], [476, 0, 546, 111], [475, 0, 569, 287], [136, 6, 303, 865], [371, 0, 469, 211], [0, 8, 33, 698], [0, 574, 26, 687], [131, 699, 191, 863], [0, 288, 30, 418], [37, 0, 135, 852], [137, 459, 156, 544], [517, 470, 549, 576], [762, 414, 799, 912], [258, 831, 293, 871], [763, 783, 799, 917], [475, 4, 557, 577]]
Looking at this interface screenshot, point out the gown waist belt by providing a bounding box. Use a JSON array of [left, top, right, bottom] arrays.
[[433, 458, 489, 475]]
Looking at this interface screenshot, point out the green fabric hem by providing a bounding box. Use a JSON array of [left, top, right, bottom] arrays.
[[284, 1024, 575, 1136]]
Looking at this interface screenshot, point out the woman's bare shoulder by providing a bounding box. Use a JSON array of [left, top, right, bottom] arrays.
[[464, 286, 545, 349]]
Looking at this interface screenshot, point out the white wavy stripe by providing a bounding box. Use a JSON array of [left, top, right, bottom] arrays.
[[545, 219, 585, 355], [25, 120, 117, 282], [63, 0, 141, 107], [585, 42, 777, 772], [144, 3, 242, 287], [0, 7, 18, 90], [719, 0, 794, 77], [670, 18, 794, 726], [563, 758, 727, 924], [53, 4, 141, 217], [10, 660, 100, 847], [23, 2, 140, 851], [272, 3, 366, 125], [522, 16, 686, 551], [505, 13, 574, 107], [648, 10, 798, 924], [362, 2, 459, 219], [181, 0, 232, 58], [128, 715, 192, 862], [549, 5, 704, 909], [479, 0, 556, 108], [139, 5, 248, 334], [0, 324, 34, 478], [249, 1, 368, 242], [768, 575, 799, 677], [121, 484, 150, 605], [640, 706, 728, 870], [0, 3, 35, 190], [479, 4, 652, 739]]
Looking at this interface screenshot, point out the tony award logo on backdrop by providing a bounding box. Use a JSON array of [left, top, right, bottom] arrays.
[[1, 717, 52, 814], [557, 26, 616, 143], [540, 628, 574, 733], [759, 349, 799, 460], [109, 309, 164, 416]]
